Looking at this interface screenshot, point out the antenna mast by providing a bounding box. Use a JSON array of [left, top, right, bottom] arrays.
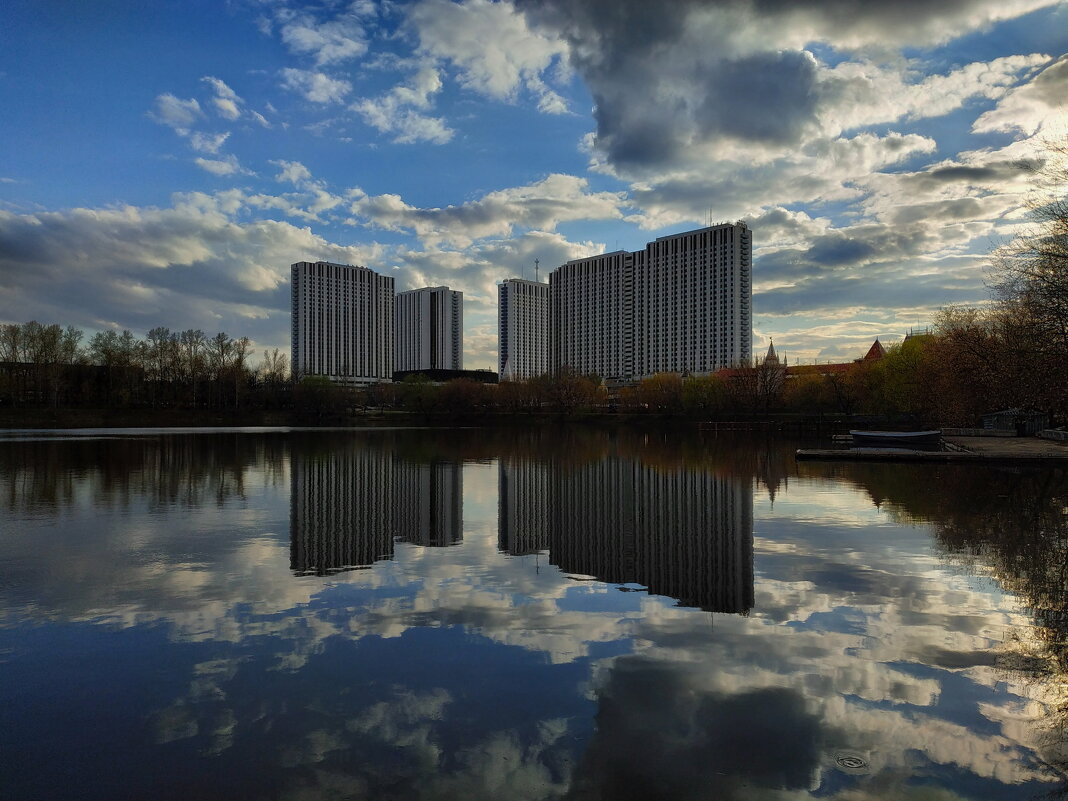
[[535, 258, 539, 283]]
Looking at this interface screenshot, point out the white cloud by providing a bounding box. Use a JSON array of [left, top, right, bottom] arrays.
[[352, 66, 454, 144], [819, 53, 1051, 136], [350, 172, 626, 247], [409, 0, 569, 112], [201, 76, 243, 120], [280, 68, 352, 104], [277, 7, 371, 66], [149, 93, 202, 131], [193, 155, 249, 176], [272, 160, 316, 188], [188, 132, 230, 155], [973, 54, 1068, 136]]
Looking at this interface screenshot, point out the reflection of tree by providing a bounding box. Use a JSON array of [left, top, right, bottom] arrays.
[[799, 460, 1068, 775], [614, 428, 794, 501], [0, 434, 287, 513]]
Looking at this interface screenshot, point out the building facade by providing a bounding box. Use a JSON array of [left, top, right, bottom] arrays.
[[498, 278, 550, 380], [291, 261, 394, 384], [550, 222, 752, 380], [549, 251, 634, 380], [395, 286, 463, 372]]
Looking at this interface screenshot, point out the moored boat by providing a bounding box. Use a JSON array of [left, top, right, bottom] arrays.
[[850, 430, 942, 449]]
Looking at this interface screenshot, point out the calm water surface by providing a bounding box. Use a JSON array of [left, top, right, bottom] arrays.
[[2, 426, 1067, 800]]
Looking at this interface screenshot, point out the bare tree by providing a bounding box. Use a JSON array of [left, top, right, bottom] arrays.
[[990, 140, 1068, 419], [179, 329, 207, 407]]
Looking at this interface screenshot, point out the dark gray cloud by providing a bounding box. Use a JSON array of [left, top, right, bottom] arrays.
[[889, 159, 1037, 195], [566, 656, 824, 800], [520, 0, 826, 168], [518, 0, 1056, 172], [588, 48, 823, 168]]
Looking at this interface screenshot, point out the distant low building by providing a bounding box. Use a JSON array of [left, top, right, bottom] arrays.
[[713, 338, 887, 382], [393, 368, 498, 385], [982, 408, 1049, 435], [785, 338, 885, 377]]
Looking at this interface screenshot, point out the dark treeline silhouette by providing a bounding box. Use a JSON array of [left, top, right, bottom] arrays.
[[0, 321, 290, 411], [7, 316, 1061, 428]]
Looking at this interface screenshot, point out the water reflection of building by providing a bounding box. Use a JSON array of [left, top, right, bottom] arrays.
[[498, 459, 551, 556], [394, 461, 463, 547], [498, 458, 754, 614], [290, 446, 463, 575]]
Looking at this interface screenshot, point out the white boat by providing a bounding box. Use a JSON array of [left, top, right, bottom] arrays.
[[850, 430, 942, 448]]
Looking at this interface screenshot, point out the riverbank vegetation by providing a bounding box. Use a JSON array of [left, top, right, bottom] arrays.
[[0, 309, 1061, 427]]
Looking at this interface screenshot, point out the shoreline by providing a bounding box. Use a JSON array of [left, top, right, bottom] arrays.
[[0, 407, 848, 430], [798, 435, 1068, 464]]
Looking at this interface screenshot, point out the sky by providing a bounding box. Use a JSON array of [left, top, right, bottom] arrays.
[[1, 0, 1067, 369]]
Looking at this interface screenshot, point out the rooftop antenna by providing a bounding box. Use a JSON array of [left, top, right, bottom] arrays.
[[535, 258, 539, 283]]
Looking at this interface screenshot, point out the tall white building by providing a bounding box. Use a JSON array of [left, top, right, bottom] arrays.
[[291, 260, 394, 384], [550, 222, 751, 380], [498, 278, 549, 380], [549, 250, 634, 380], [395, 286, 463, 372]]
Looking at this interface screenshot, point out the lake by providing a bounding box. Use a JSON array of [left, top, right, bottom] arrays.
[[1, 425, 1066, 800]]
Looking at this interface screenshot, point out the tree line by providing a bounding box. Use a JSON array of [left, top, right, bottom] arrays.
[[1, 314, 1059, 425], [0, 322, 289, 410]]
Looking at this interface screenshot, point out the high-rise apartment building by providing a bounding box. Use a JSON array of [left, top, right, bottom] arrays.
[[549, 251, 634, 380], [395, 286, 463, 372], [498, 278, 550, 380], [291, 261, 394, 384], [550, 222, 751, 380]]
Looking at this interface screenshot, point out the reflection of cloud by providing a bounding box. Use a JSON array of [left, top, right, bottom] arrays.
[[2, 432, 1066, 798], [569, 656, 824, 800]]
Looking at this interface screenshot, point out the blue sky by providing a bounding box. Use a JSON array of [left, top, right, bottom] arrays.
[[2, 0, 1067, 369]]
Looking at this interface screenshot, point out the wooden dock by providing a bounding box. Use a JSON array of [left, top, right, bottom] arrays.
[[796, 448, 982, 462], [797, 436, 1068, 464]]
